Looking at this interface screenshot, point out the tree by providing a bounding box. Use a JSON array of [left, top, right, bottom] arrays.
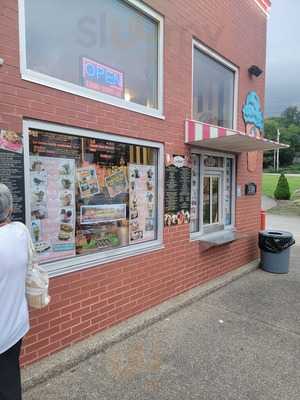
[[264, 118, 279, 141], [281, 106, 300, 127], [279, 147, 296, 166], [263, 106, 300, 169], [274, 174, 291, 200]]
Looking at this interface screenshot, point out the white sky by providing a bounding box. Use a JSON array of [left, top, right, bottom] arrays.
[[265, 0, 300, 116]]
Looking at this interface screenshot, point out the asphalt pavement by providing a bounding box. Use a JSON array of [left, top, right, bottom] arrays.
[[262, 195, 300, 242], [24, 242, 300, 400], [267, 214, 300, 242]]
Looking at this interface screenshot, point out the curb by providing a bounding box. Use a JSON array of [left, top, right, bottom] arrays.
[[22, 259, 259, 392]]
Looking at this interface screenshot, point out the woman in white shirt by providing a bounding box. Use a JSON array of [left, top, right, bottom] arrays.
[[0, 184, 30, 400]]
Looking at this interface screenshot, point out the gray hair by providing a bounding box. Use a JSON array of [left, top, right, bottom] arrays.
[[0, 184, 13, 222]]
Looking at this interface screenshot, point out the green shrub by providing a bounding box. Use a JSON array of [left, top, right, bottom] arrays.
[[274, 173, 291, 200]]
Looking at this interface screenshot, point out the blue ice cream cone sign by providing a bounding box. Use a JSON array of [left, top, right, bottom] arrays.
[[242, 91, 264, 137]]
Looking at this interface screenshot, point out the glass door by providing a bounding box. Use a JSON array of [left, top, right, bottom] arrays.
[[203, 173, 222, 226]]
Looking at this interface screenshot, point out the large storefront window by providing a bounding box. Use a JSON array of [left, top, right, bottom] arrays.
[[25, 126, 162, 269], [21, 0, 163, 116], [193, 45, 235, 129], [190, 152, 235, 236]]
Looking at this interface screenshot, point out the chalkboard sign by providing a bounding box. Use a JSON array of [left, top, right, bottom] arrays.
[[164, 165, 191, 226], [0, 149, 25, 223]]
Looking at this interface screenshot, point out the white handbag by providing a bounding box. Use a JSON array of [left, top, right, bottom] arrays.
[[25, 227, 51, 309]]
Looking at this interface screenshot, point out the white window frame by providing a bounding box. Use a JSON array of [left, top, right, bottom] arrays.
[[192, 40, 239, 130], [23, 119, 164, 277], [190, 149, 236, 241], [18, 0, 164, 119]]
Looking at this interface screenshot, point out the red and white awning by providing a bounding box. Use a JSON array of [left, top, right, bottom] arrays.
[[254, 0, 271, 16], [185, 120, 288, 153]]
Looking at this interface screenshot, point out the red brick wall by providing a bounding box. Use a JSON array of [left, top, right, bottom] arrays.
[[0, 0, 267, 366]]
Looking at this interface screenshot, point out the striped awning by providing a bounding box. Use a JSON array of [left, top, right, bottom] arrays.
[[254, 0, 271, 16], [185, 120, 288, 153]]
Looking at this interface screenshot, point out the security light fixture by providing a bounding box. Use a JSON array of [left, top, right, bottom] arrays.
[[0, 58, 4, 66], [248, 65, 263, 77]]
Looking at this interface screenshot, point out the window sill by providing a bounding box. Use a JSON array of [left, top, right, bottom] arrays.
[[21, 70, 165, 120], [191, 229, 247, 251]]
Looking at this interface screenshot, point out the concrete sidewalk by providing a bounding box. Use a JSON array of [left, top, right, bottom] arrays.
[[24, 245, 300, 400]]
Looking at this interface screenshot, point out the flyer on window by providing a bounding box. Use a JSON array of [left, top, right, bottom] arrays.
[[77, 166, 100, 198], [105, 170, 128, 198], [30, 156, 76, 263], [128, 164, 156, 245], [80, 204, 127, 225]]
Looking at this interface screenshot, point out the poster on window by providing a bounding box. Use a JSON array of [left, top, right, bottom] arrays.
[[80, 204, 127, 225], [30, 156, 76, 263], [77, 166, 100, 198], [128, 164, 156, 244], [105, 170, 128, 198]]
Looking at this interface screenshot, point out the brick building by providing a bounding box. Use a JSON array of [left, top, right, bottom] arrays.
[[0, 0, 280, 366]]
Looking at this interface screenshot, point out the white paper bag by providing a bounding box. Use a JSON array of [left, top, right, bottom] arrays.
[[25, 226, 51, 309]]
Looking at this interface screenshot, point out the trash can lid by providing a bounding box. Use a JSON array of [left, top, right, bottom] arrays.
[[259, 230, 293, 239]]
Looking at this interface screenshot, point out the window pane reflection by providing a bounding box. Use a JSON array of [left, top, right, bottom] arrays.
[[212, 177, 219, 223], [203, 176, 210, 225], [193, 48, 234, 128], [25, 0, 159, 109]]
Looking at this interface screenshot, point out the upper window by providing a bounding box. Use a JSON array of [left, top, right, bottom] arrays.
[[193, 44, 236, 129], [20, 0, 163, 117]]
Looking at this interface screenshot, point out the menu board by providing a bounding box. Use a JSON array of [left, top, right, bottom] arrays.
[[129, 164, 156, 244], [30, 156, 76, 263], [0, 130, 25, 222], [164, 165, 191, 226], [190, 155, 200, 232], [30, 130, 81, 159], [87, 140, 129, 166]]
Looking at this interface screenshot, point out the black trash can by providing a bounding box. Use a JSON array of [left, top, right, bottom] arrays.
[[259, 230, 295, 273]]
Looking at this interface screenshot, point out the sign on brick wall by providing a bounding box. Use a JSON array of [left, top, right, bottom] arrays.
[[164, 156, 191, 226], [0, 129, 25, 222]]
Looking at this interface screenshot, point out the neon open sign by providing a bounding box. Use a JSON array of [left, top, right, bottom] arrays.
[[82, 57, 124, 98]]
